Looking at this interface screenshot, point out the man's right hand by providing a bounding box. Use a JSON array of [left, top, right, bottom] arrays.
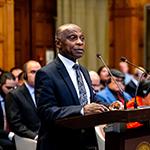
[[83, 102, 109, 115]]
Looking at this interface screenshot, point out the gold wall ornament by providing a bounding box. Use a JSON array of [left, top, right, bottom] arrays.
[[136, 141, 150, 150]]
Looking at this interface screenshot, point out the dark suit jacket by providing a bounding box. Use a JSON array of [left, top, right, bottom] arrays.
[[0, 97, 16, 150], [35, 57, 98, 150], [125, 80, 137, 97], [5, 84, 40, 139]]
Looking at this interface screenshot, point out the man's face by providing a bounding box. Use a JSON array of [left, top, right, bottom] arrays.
[[2, 79, 16, 94], [12, 69, 23, 84], [56, 26, 85, 61], [108, 76, 124, 91], [26, 62, 41, 87]]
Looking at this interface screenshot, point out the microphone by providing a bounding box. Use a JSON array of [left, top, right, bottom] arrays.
[[97, 53, 127, 109], [120, 57, 149, 75], [120, 56, 147, 109]]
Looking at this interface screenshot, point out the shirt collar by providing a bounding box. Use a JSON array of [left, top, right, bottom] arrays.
[[0, 95, 4, 102], [24, 82, 34, 94], [58, 53, 78, 68]]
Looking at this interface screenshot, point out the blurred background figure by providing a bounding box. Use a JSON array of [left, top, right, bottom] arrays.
[[10, 67, 23, 87], [0, 69, 4, 78], [127, 80, 150, 108], [125, 67, 147, 97], [89, 71, 101, 93], [119, 61, 133, 85], [6, 60, 41, 140], [97, 66, 110, 90], [0, 72, 17, 150], [96, 69, 131, 106], [17, 72, 25, 86]]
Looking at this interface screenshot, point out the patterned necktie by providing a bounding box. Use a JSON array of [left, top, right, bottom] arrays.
[[73, 64, 88, 106]]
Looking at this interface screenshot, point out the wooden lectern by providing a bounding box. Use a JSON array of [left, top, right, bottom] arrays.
[[56, 107, 150, 150]]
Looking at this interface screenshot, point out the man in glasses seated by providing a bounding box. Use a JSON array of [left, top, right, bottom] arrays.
[[95, 69, 132, 106]]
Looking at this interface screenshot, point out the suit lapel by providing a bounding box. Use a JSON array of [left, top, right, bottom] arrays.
[[55, 57, 79, 104], [21, 84, 37, 111]]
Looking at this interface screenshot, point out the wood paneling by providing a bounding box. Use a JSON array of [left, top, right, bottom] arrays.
[[0, 0, 14, 71], [109, 0, 148, 72], [14, 0, 56, 67]]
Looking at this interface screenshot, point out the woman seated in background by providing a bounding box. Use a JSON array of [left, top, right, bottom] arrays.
[[97, 66, 110, 90]]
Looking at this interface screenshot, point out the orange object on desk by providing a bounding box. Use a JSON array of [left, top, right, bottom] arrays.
[[126, 96, 144, 129]]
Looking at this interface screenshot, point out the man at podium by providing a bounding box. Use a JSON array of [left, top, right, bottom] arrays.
[[35, 23, 108, 150]]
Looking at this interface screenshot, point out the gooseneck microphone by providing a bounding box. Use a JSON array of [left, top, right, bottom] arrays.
[[120, 57, 150, 75], [120, 56, 148, 109], [97, 53, 127, 109]]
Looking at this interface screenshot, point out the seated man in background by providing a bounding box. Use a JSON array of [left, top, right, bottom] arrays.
[[10, 67, 23, 87], [89, 70, 101, 93], [126, 80, 150, 129], [0, 72, 17, 150], [126, 80, 150, 108], [125, 67, 147, 97], [5, 60, 41, 140], [95, 69, 132, 106], [119, 61, 133, 85]]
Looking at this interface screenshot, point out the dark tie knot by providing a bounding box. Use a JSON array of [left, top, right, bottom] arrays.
[[73, 64, 80, 70]]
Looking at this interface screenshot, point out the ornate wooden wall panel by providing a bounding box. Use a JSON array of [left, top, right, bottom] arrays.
[[14, 0, 30, 68], [31, 0, 56, 66], [109, 0, 147, 71], [14, 0, 56, 67], [0, 0, 14, 70]]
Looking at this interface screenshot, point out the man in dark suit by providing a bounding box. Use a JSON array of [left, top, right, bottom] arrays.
[[35, 23, 108, 150], [5, 60, 41, 140], [0, 72, 17, 150]]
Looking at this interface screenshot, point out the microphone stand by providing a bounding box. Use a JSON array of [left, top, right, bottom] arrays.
[[120, 56, 149, 109], [97, 54, 127, 109], [121, 57, 150, 75], [134, 72, 146, 109]]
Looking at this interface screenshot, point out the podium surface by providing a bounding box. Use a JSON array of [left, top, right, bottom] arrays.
[[56, 107, 150, 150], [56, 107, 150, 129]]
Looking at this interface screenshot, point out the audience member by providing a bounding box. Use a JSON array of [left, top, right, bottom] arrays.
[[97, 66, 110, 90], [125, 67, 147, 97], [35, 23, 108, 150], [127, 80, 150, 108], [119, 61, 133, 85], [10, 67, 23, 87], [17, 72, 25, 86], [95, 69, 131, 105], [0, 72, 17, 150], [126, 80, 150, 129], [89, 71, 101, 93], [5, 60, 41, 140], [0, 69, 4, 78]]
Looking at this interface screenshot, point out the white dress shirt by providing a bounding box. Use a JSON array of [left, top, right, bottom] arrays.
[[24, 82, 37, 107], [58, 53, 90, 104]]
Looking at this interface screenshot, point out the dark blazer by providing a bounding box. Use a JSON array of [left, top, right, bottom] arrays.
[[35, 57, 98, 150], [125, 80, 137, 97], [5, 84, 40, 139], [0, 97, 16, 150], [0, 99, 9, 138]]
